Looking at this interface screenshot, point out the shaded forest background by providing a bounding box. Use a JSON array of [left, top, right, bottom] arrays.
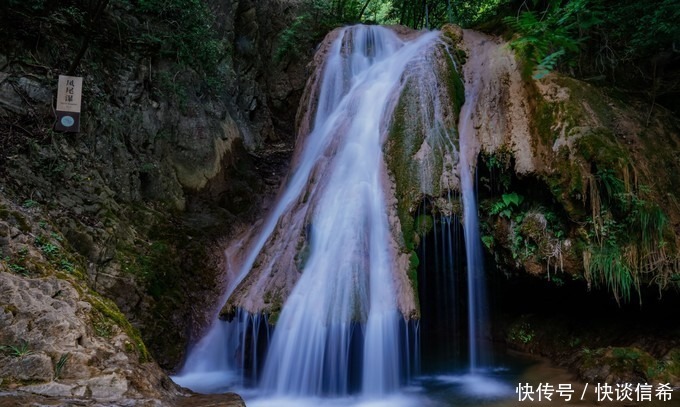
[[281, 0, 680, 113], [3, 0, 677, 112]]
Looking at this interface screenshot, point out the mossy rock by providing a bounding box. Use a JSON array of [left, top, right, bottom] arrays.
[[87, 291, 151, 362], [8, 211, 31, 233], [441, 24, 464, 46], [575, 128, 629, 170]]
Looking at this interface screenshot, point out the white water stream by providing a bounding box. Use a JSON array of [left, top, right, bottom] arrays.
[[172, 24, 498, 404], [174, 25, 441, 398]]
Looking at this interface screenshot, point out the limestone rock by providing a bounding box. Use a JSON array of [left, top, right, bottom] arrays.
[[0, 0, 310, 404], [16, 77, 52, 104], [0, 270, 181, 403], [0, 81, 25, 115], [176, 393, 247, 407], [0, 354, 53, 382]]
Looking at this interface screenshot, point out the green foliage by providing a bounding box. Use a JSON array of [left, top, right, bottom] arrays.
[[155, 70, 189, 108], [38, 241, 59, 258], [59, 259, 76, 273], [629, 198, 667, 250], [4, 0, 46, 12], [32, 232, 83, 275], [504, 0, 601, 79], [585, 244, 636, 304], [136, 0, 227, 74], [549, 275, 565, 286], [481, 235, 494, 250], [490, 192, 524, 218], [273, 0, 412, 63], [275, 14, 314, 63], [596, 168, 625, 204], [140, 242, 174, 298], [1, 0, 226, 76], [598, 0, 680, 62], [9, 262, 28, 276], [508, 321, 535, 344], [274, 0, 339, 63], [498, 0, 679, 99], [22, 199, 38, 209], [54, 353, 70, 380], [584, 169, 670, 304], [0, 341, 33, 357], [414, 214, 434, 236], [389, 0, 510, 29], [480, 150, 513, 191]]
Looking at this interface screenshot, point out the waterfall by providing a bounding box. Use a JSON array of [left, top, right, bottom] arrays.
[[174, 25, 442, 398], [173, 23, 498, 403], [259, 26, 440, 397], [457, 44, 491, 372]]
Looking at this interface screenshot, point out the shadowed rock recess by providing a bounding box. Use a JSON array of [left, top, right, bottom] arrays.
[[1, 1, 679, 405]]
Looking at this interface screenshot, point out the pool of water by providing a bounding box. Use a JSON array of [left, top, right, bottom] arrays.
[[232, 352, 671, 407]]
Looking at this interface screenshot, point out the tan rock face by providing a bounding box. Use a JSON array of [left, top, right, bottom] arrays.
[[0, 271, 179, 403], [458, 29, 535, 175]]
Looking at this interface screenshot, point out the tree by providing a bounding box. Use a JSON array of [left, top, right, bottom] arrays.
[[68, 0, 110, 75]]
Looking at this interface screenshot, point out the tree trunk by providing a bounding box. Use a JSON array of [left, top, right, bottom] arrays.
[[67, 0, 110, 75], [357, 0, 373, 21]]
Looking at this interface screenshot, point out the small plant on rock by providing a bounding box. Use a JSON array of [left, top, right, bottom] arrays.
[[508, 321, 536, 345], [54, 353, 70, 379], [0, 340, 33, 357]]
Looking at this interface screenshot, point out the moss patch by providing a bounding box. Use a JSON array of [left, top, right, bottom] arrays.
[[87, 292, 151, 362], [384, 33, 466, 318], [520, 74, 680, 301], [263, 290, 284, 325]]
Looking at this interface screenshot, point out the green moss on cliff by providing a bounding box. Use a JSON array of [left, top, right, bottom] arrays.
[[263, 290, 284, 325], [384, 33, 466, 318], [88, 292, 151, 362], [442, 48, 466, 116], [524, 76, 680, 302], [386, 87, 421, 253]]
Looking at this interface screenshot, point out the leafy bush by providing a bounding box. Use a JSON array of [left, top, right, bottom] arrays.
[[274, 0, 341, 63], [504, 0, 601, 79], [136, 0, 227, 74], [490, 192, 524, 218]]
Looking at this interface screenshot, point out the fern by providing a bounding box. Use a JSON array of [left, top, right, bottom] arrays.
[[534, 49, 565, 79], [504, 0, 602, 78]]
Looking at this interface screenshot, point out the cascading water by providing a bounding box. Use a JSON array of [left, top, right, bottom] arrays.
[[459, 103, 490, 372], [173, 24, 508, 405], [457, 32, 491, 372], [258, 26, 442, 398], [174, 25, 442, 400]]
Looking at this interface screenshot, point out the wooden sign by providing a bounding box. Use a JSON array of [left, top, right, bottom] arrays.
[[55, 75, 83, 132]]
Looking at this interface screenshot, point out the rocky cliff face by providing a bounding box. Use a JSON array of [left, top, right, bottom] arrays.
[[0, 0, 310, 404], [444, 26, 680, 386], [216, 22, 680, 385], [381, 24, 680, 303]]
